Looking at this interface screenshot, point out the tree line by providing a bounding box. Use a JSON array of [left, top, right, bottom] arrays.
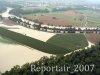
[[8, 16, 100, 34], [9, 8, 50, 16], [52, 5, 94, 12]]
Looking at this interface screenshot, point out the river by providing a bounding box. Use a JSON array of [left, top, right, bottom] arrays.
[[1, 7, 13, 18]]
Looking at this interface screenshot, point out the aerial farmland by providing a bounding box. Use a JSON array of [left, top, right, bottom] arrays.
[[0, 0, 100, 75]]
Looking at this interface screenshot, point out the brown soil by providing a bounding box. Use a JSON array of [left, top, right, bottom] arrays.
[[25, 15, 81, 27], [3, 18, 17, 26], [64, 10, 81, 18], [85, 33, 100, 45]]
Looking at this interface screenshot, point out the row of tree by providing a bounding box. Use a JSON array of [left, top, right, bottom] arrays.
[[52, 5, 93, 12], [10, 8, 50, 16], [8, 16, 100, 34]]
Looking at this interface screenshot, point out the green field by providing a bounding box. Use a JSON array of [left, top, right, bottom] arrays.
[[76, 10, 100, 27], [20, 6, 84, 24], [21, 6, 100, 27], [47, 33, 88, 50], [21, 11, 82, 23], [0, 27, 88, 55], [0, 27, 69, 55]]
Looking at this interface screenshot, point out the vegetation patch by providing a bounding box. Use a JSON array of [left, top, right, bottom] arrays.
[[47, 33, 88, 50]]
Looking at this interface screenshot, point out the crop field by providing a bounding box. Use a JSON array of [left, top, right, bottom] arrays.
[[21, 12, 83, 27], [87, 17, 100, 27], [76, 10, 100, 27], [23, 15, 81, 26], [47, 33, 88, 50], [21, 6, 100, 27], [0, 27, 89, 55], [21, 7, 84, 27], [85, 33, 100, 45], [0, 27, 70, 55], [22, 10, 82, 22]]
